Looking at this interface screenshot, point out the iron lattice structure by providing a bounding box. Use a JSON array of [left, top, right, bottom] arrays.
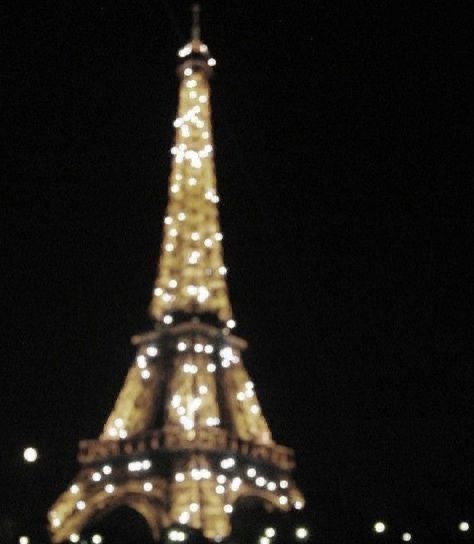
[[49, 18, 304, 543]]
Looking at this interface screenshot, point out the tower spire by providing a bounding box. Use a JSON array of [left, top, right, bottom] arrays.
[[150, 12, 228, 325], [191, 4, 201, 41]]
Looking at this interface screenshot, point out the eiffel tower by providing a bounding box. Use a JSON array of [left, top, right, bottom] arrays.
[[49, 7, 304, 542]]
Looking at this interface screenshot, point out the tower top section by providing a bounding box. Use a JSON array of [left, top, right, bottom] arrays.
[[177, 4, 217, 80], [150, 7, 232, 326]]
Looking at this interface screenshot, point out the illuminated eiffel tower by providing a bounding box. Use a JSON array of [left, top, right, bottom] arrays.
[[49, 7, 304, 542]]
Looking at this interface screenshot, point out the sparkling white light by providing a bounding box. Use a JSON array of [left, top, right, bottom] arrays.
[[220, 457, 235, 469], [295, 527, 309, 540], [264, 527, 276, 538], [23, 447, 38, 463], [169, 529, 187, 542], [374, 521, 386, 533]]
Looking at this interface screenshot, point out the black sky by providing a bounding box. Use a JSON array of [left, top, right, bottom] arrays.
[[1, 1, 472, 542]]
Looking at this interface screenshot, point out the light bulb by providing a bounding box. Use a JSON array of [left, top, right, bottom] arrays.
[[23, 447, 38, 463], [374, 521, 386, 533], [295, 527, 309, 540]]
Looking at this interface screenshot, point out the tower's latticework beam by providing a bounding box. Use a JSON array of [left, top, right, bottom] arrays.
[[49, 13, 304, 543]]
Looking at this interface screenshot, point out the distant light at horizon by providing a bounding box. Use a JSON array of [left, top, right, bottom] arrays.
[[374, 521, 386, 533], [23, 447, 38, 463], [295, 527, 309, 540]]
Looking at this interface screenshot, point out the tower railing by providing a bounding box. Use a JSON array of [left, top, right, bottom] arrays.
[[78, 427, 295, 470]]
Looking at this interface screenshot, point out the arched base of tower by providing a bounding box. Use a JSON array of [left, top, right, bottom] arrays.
[[82, 506, 155, 544]]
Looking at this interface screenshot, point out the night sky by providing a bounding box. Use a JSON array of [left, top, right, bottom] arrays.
[[2, 1, 472, 543]]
